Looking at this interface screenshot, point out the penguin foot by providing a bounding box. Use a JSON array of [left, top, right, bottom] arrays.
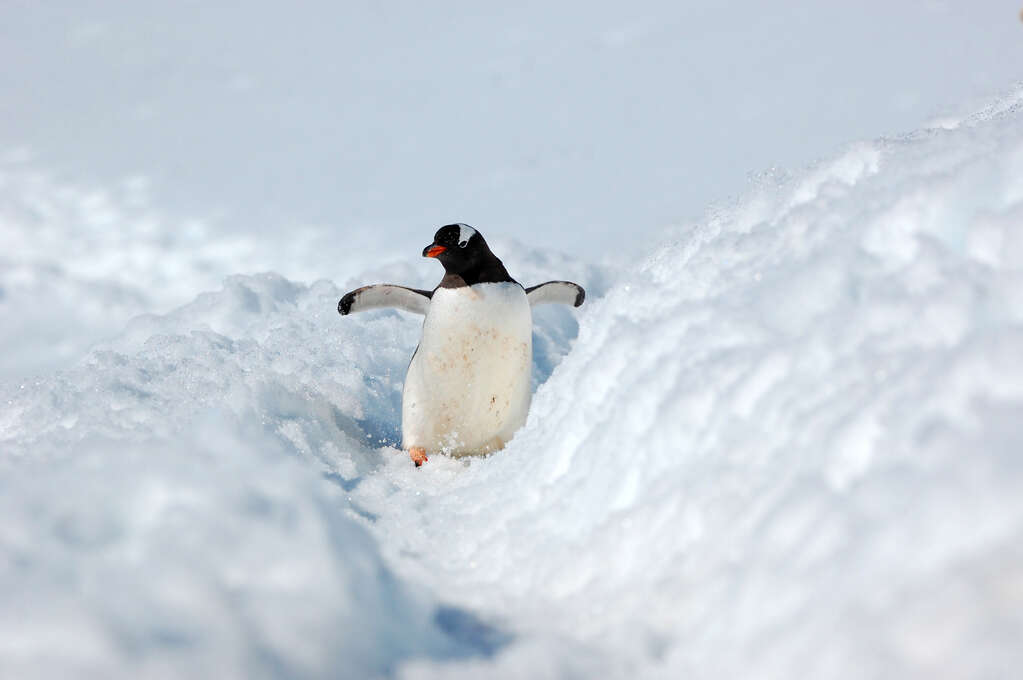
[[409, 447, 428, 467]]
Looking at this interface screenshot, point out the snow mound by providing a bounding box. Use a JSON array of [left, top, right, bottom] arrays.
[[353, 88, 1023, 678], [0, 425, 458, 679], [0, 274, 509, 678], [0, 161, 342, 379], [0, 156, 612, 380], [0, 253, 605, 678]]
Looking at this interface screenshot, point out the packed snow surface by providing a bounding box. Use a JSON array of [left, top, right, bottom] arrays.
[[3, 86, 1023, 678]]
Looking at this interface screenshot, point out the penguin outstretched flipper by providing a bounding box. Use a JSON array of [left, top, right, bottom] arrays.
[[338, 285, 433, 316], [524, 281, 585, 308]]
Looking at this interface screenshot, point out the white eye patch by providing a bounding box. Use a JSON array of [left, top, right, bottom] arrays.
[[456, 223, 476, 248]]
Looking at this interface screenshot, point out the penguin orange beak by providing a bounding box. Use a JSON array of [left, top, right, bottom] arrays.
[[423, 244, 447, 258]]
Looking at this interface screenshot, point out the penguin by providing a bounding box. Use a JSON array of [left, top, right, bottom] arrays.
[[338, 223, 585, 466]]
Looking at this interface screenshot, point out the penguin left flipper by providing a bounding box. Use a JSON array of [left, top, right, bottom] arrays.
[[338, 284, 433, 316], [524, 281, 585, 308]]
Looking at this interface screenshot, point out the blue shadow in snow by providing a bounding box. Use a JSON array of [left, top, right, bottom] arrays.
[[433, 605, 515, 659]]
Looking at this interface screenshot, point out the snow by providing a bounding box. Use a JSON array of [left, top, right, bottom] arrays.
[[2, 4, 1023, 676], [2, 3, 1021, 258], [0, 426, 458, 679], [375, 89, 1023, 678]]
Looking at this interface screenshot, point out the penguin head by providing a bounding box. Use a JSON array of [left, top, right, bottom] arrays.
[[422, 223, 492, 275]]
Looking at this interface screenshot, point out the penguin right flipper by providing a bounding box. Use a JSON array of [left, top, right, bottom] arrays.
[[338, 285, 433, 316], [524, 281, 585, 308]]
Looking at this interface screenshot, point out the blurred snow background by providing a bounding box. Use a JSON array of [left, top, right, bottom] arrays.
[[2, 1, 1023, 678], [3, 0, 1022, 378]]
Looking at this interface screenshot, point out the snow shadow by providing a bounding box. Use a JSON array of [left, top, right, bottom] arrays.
[[432, 605, 515, 659]]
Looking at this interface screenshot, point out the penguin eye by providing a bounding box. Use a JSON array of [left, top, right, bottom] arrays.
[[458, 240, 468, 248]]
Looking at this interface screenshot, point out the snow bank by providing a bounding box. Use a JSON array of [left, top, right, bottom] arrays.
[[0, 157, 610, 380], [355, 88, 1023, 678], [0, 425, 458, 679], [0, 274, 479, 678], [0, 159, 393, 380], [3, 87, 1023, 678], [0, 250, 605, 679]]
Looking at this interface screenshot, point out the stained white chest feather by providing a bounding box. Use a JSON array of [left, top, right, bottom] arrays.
[[402, 282, 533, 455]]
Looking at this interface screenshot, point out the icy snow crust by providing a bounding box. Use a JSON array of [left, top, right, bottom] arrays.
[[3, 89, 1023, 677]]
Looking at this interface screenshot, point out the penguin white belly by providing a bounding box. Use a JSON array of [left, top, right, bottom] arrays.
[[402, 283, 532, 455]]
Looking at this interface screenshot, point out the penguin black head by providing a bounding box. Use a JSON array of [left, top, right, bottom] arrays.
[[423, 223, 514, 285]]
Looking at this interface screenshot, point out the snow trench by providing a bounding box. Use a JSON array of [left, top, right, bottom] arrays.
[[2, 87, 1023, 678]]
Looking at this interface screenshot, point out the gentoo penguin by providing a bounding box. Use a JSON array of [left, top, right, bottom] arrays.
[[338, 223, 585, 466]]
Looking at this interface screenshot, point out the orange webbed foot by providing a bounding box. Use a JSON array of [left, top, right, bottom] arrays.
[[409, 447, 428, 467]]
